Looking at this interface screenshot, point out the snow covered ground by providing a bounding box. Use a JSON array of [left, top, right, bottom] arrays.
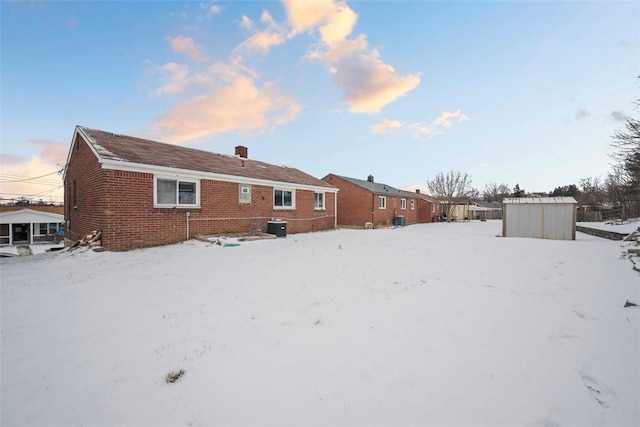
[[1, 221, 638, 426], [578, 218, 640, 235]]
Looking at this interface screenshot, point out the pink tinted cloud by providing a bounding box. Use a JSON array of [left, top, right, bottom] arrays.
[[148, 75, 300, 143], [168, 36, 208, 62], [286, 0, 420, 113]]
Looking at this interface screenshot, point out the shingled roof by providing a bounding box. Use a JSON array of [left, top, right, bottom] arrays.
[[332, 175, 414, 198], [75, 126, 334, 189]]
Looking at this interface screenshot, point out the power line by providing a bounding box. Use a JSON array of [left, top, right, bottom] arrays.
[[0, 170, 62, 183]]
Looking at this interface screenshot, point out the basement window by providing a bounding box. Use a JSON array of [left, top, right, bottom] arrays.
[[155, 177, 199, 208]]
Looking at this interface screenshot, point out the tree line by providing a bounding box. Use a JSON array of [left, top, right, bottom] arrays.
[[426, 78, 639, 220]]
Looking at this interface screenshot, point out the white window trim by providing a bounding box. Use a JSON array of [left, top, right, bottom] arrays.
[[410, 199, 415, 210], [401, 198, 407, 210], [379, 196, 386, 209], [314, 191, 325, 210], [154, 176, 200, 208], [239, 183, 251, 204], [274, 188, 296, 210]]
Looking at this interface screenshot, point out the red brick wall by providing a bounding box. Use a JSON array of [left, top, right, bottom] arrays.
[[417, 198, 443, 223], [66, 135, 336, 251], [64, 134, 106, 243], [322, 175, 418, 228]]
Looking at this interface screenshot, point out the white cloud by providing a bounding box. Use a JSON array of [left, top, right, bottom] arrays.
[[203, 3, 222, 17], [432, 110, 469, 128], [375, 109, 468, 138], [285, 0, 420, 114], [168, 36, 208, 62], [371, 119, 404, 134], [233, 10, 287, 60], [240, 15, 253, 31], [148, 74, 300, 143], [409, 123, 435, 138], [154, 62, 191, 96], [284, 0, 337, 35]]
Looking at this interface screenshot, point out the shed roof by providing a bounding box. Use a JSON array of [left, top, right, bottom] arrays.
[[472, 200, 503, 209], [503, 197, 577, 204], [72, 126, 335, 190], [331, 175, 414, 198]]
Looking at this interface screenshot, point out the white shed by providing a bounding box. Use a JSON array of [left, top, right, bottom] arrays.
[[502, 197, 577, 240], [0, 209, 64, 245]]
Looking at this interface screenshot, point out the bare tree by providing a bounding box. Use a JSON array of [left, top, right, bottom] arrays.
[[609, 99, 640, 218], [578, 176, 606, 207], [482, 182, 511, 202], [427, 171, 473, 221]]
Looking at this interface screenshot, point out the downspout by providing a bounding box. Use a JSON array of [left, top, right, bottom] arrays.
[[334, 191, 337, 229], [371, 193, 375, 226], [186, 211, 190, 240]]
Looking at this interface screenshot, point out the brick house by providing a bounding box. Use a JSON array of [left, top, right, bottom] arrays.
[[63, 126, 338, 251], [413, 190, 444, 223], [321, 174, 418, 228]]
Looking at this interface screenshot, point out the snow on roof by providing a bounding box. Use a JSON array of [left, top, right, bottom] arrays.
[[0, 208, 64, 224]]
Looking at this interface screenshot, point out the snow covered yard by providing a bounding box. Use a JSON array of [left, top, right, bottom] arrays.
[[1, 221, 638, 426]]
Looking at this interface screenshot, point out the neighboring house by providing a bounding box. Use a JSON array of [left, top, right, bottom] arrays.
[[502, 197, 577, 240], [63, 126, 338, 251], [321, 174, 418, 228], [413, 190, 444, 223], [468, 200, 503, 220], [0, 208, 64, 245]]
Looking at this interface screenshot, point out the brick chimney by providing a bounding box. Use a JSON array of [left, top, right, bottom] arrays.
[[367, 175, 374, 183], [235, 145, 248, 159], [415, 189, 420, 194]]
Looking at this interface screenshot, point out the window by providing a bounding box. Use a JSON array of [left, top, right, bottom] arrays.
[[36, 223, 59, 235], [378, 196, 386, 209], [401, 198, 407, 210], [431, 204, 436, 213], [0, 224, 9, 245], [239, 184, 251, 204], [155, 177, 199, 207], [274, 189, 294, 209], [314, 192, 325, 210], [410, 199, 415, 210]]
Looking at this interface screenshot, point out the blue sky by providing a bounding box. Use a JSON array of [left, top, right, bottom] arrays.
[[1, 0, 638, 204]]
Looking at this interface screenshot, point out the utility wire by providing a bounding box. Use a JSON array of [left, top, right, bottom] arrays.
[[0, 170, 62, 183]]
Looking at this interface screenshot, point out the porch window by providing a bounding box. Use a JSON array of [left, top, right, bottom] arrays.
[[37, 223, 60, 235], [314, 192, 325, 210], [274, 189, 294, 209], [0, 224, 8, 245], [155, 177, 199, 207]]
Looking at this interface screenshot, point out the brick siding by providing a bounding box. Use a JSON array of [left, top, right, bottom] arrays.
[[65, 135, 336, 251], [322, 174, 418, 228]]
